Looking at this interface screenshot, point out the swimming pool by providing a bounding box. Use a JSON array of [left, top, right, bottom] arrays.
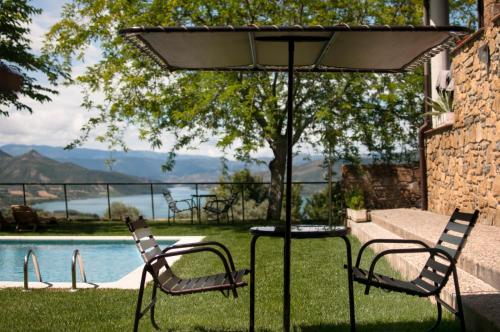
[[0, 238, 178, 283]]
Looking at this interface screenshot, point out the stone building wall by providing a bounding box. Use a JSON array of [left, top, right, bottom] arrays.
[[342, 164, 421, 209], [425, 0, 499, 225]]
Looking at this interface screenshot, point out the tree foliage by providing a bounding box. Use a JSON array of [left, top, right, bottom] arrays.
[[228, 169, 268, 205], [0, 0, 65, 115], [43, 0, 476, 220], [303, 182, 344, 223]]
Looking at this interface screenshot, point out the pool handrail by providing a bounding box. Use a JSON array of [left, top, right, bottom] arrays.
[[24, 248, 42, 290], [71, 249, 87, 291]]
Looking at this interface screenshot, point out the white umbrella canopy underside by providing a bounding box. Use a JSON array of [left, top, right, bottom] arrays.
[[120, 25, 469, 72]]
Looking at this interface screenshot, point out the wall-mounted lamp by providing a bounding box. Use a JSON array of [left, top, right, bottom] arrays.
[[478, 44, 490, 74]]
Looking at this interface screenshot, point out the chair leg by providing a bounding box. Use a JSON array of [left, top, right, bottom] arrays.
[[150, 283, 161, 330], [427, 296, 442, 331], [453, 267, 466, 332], [134, 267, 148, 332]]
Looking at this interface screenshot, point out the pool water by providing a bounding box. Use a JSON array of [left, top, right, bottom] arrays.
[[0, 239, 176, 283]]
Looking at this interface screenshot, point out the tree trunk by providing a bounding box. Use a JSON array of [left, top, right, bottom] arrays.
[[266, 143, 287, 221]]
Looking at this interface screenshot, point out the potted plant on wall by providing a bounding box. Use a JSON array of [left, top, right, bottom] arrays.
[[345, 187, 368, 223], [426, 91, 454, 128]]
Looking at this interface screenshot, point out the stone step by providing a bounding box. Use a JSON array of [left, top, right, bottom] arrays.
[[349, 219, 500, 332], [370, 209, 500, 291]]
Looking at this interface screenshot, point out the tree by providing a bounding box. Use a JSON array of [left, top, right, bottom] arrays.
[[0, 0, 65, 116], [44, 0, 476, 221]]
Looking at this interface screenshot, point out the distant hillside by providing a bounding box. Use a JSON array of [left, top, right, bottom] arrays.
[[0, 150, 147, 184], [0, 144, 269, 181], [0, 144, 320, 181], [0, 149, 149, 206]]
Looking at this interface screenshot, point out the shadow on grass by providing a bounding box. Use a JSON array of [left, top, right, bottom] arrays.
[[299, 319, 459, 332], [0, 220, 267, 235]]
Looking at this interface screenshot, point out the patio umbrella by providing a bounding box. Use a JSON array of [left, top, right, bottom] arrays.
[[119, 24, 469, 331]]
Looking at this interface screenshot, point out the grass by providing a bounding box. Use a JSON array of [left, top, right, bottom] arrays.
[[0, 221, 460, 331]]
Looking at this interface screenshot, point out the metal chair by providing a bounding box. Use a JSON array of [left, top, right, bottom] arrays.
[[204, 192, 239, 223], [0, 211, 11, 231], [162, 190, 194, 223], [351, 208, 479, 331], [125, 216, 249, 332], [11, 205, 57, 232]]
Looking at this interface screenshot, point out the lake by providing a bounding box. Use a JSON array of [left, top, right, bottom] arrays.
[[33, 186, 208, 219]]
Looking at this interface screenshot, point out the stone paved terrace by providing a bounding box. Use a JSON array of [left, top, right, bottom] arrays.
[[349, 208, 500, 332]]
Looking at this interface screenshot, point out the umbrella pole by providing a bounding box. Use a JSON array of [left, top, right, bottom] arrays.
[[283, 39, 294, 332]]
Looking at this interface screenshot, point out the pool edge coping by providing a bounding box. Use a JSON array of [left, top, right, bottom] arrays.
[[0, 235, 205, 290]]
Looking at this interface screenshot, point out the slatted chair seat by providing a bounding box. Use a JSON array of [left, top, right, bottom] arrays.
[[125, 216, 249, 332], [167, 269, 247, 295], [350, 208, 479, 332], [352, 267, 429, 296]]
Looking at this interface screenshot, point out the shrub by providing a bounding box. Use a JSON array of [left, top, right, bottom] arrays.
[[345, 187, 365, 210], [303, 182, 343, 223], [106, 202, 140, 220]]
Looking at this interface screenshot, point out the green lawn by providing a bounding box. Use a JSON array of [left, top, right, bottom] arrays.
[[0, 221, 459, 331]]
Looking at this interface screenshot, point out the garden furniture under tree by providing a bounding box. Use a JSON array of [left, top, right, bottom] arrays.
[[204, 191, 239, 224], [351, 208, 479, 331], [119, 21, 469, 331], [125, 216, 249, 332], [162, 190, 194, 223]]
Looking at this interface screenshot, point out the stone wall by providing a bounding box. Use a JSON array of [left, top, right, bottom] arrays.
[[342, 164, 421, 209], [425, 0, 499, 225]]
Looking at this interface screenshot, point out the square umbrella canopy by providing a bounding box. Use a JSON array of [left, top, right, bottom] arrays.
[[120, 25, 468, 72], [119, 24, 469, 332]]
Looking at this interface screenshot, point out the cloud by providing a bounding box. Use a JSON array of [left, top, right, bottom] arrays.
[[2, 0, 279, 161]]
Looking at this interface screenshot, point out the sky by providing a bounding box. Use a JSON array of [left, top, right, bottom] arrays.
[[0, 0, 277, 159]]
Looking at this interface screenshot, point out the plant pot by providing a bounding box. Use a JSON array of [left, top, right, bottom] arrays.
[[346, 208, 368, 223], [432, 112, 455, 128]]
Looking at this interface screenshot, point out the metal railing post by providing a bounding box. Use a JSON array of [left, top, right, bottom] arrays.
[[63, 184, 69, 220], [22, 184, 26, 206], [106, 184, 111, 221], [241, 183, 245, 223], [150, 183, 155, 221], [195, 184, 200, 224]]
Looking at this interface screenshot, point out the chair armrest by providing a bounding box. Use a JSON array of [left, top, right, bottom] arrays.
[[175, 199, 192, 206], [205, 199, 228, 210], [162, 241, 237, 271], [355, 238, 430, 268], [364, 247, 455, 295], [148, 246, 236, 287]]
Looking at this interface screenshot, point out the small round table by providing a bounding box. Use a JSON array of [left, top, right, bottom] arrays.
[[249, 225, 356, 332]]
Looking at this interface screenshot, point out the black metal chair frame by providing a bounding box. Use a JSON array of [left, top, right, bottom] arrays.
[[162, 191, 194, 223], [0, 211, 10, 231], [203, 192, 238, 224], [125, 217, 249, 332], [352, 208, 479, 332]]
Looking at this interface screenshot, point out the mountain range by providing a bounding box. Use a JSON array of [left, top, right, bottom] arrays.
[[0, 149, 150, 206], [0, 144, 326, 182], [0, 149, 146, 184]]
